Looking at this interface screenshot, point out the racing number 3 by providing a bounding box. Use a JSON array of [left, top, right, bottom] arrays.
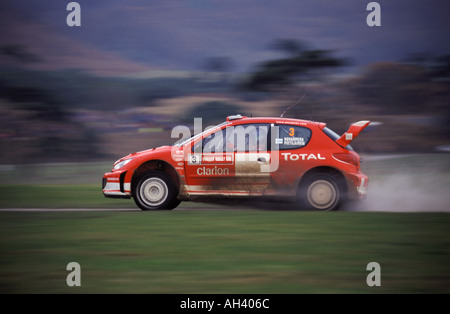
[[289, 127, 295, 136]]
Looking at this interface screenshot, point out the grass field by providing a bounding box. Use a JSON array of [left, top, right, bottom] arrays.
[[0, 211, 448, 293], [0, 154, 449, 293]]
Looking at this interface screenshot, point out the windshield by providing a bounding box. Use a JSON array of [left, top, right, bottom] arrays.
[[174, 121, 228, 147]]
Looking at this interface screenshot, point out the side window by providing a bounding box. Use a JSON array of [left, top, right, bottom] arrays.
[[274, 125, 311, 150], [193, 129, 225, 153], [225, 124, 269, 152], [193, 124, 270, 153]]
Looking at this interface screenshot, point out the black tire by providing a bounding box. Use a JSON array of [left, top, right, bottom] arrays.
[[133, 171, 181, 210], [298, 173, 341, 211]]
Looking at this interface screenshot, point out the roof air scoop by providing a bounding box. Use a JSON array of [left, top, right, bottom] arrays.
[[226, 114, 247, 122]]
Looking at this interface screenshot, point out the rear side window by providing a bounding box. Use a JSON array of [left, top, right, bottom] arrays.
[[322, 127, 353, 151], [194, 123, 270, 153], [274, 125, 311, 150]]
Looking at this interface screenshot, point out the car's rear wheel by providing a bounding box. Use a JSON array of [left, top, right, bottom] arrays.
[[299, 173, 341, 211], [133, 171, 180, 210]]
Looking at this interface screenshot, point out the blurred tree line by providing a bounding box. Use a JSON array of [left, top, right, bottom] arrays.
[[0, 84, 100, 162], [242, 39, 346, 92], [1, 39, 449, 163]]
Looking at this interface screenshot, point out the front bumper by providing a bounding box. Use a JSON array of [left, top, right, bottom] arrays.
[[102, 170, 131, 199]]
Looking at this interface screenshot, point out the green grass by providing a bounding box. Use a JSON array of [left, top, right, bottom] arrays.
[[0, 211, 448, 293], [0, 154, 449, 293], [0, 184, 135, 209]]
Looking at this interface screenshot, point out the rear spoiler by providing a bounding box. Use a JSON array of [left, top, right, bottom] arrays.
[[336, 121, 371, 147]]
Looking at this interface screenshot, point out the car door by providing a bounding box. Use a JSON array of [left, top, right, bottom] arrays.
[[227, 123, 271, 194], [184, 126, 235, 195], [184, 123, 271, 196]]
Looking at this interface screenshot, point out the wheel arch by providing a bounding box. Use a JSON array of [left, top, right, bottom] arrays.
[[131, 160, 180, 195], [298, 166, 348, 198]]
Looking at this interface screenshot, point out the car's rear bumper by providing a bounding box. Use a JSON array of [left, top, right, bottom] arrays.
[[102, 171, 131, 199], [346, 172, 369, 200]]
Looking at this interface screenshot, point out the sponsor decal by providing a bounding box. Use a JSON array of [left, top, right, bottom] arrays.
[[201, 153, 233, 165], [275, 121, 307, 126], [281, 153, 326, 161], [196, 166, 230, 176], [188, 153, 233, 165]]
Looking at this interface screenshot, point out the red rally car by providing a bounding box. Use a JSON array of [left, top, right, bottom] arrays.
[[102, 115, 370, 211]]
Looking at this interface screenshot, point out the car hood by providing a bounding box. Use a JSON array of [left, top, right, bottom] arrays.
[[115, 145, 174, 163]]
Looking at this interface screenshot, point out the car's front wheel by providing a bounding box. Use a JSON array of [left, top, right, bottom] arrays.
[[299, 173, 341, 211], [133, 171, 180, 210]]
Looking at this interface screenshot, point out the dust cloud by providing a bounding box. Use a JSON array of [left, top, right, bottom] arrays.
[[345, 155, 450, 212]]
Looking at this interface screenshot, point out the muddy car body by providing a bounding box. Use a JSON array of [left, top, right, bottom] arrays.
[[102, 116, 370, 211]]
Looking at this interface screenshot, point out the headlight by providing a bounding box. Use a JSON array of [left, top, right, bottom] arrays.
[[113, 158, 133, 170]]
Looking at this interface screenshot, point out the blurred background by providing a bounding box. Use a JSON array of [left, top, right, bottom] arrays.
[[1, 0, 450, 294], [0, 0, 449, 163]]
